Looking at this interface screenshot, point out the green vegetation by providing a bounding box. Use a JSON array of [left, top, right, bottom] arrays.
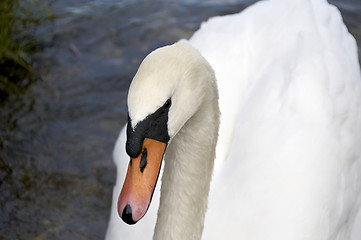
[[0, 0, 52, 102]]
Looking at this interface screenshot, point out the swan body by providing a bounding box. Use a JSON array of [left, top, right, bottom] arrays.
[[106, 0, 361, 239]]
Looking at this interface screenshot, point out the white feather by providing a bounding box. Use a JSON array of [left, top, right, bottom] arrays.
[[106, 0, 361, 239]]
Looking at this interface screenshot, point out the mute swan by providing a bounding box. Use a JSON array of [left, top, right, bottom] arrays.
[[106, 0, 361, 239]]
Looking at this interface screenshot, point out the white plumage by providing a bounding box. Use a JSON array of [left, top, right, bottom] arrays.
[[106, 0, 361, 239]]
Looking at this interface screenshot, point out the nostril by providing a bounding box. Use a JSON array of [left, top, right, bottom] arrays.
[[121, 204, 137, 225], [140, 148, 148, 173]]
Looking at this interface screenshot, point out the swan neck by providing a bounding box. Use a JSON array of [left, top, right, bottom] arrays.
[[154, 88, 219, 240]]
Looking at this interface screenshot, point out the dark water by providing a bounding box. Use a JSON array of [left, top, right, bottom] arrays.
[[0, 0, 360, 239]]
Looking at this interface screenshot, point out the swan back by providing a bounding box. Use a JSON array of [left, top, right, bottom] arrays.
[[191, 0, 361, 239]]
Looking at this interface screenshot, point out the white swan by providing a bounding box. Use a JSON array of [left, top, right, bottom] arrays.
[[106, 0, 361, 239]]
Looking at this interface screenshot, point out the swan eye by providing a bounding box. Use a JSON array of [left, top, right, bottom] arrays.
[[164, 98, 171, 109], [126, 98, 171, 158]]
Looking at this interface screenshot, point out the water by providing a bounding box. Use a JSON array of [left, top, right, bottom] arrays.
[[0, 0, 360, 239]]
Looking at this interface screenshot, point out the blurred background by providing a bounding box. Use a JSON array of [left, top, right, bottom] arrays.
[[0, 0, 360, 239]]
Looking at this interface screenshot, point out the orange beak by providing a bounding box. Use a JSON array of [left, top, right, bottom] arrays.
[[117, 138, 166, 224]]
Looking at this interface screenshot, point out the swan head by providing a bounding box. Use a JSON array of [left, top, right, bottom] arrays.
[[117, 41, 216, 224]]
